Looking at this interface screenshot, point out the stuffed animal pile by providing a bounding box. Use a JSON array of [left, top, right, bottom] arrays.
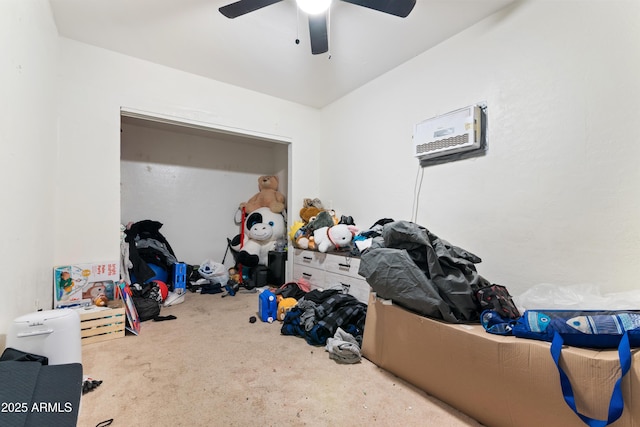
[[289, 198, 358, 252]]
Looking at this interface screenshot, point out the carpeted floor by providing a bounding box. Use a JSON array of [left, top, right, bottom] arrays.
[[77, 290, 483, 427]]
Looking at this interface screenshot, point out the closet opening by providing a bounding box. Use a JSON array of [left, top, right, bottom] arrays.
[[119, 109, 291, 282]]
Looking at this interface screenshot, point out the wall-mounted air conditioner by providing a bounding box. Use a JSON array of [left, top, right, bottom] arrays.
[[413, 105, 482, 160]]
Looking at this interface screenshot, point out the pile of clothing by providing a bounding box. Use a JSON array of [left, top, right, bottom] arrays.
[[359, 220, 491, 323], [281, 289, 367, 363], [122, 220, 178, 288]]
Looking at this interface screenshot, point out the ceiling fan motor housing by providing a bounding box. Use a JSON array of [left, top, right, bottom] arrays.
[[219, 0, 416, 54]]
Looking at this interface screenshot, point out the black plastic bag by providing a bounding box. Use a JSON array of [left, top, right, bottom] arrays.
[[131, 283, 161, 321]]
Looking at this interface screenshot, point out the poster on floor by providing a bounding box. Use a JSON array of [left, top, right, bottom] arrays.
[[116, 280, 141, 335]]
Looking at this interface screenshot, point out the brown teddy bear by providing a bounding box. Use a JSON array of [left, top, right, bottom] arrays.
[[299, 205, 322, 224], [240, 175, 286, 214]]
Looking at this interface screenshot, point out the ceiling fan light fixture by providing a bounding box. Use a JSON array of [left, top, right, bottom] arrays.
[[296, 0, 332, 15]]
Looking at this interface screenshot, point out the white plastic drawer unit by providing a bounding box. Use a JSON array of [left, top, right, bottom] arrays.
[[323, 254, 362, 278], [294, 249, 326, 268], [292, 263, 325, 290], [324, 271, 370, 304], [292, 249, 370, 303]]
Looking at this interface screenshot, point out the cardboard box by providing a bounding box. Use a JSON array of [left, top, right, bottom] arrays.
[[362, 294, 640, 427], [75, 301, 125, 345], [53, 261, 119, 308]]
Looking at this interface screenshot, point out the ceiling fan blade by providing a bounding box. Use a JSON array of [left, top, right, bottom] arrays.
[[340, 0, 416, 18], [308, 13, 328, 55], [219, 0, 283, 19]]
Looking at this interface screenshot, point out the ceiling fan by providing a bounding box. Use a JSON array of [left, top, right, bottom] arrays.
[[219, 0, 416, 55]]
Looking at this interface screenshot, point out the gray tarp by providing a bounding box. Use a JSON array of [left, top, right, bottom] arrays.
[[358, 221, 490, 323]]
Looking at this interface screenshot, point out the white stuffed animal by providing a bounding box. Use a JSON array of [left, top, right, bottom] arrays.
[[313, 224, 358, 253], [232, 207, 285, 266]]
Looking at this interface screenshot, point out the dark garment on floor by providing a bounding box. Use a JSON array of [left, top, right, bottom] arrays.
[[281, 292, 367, 346]]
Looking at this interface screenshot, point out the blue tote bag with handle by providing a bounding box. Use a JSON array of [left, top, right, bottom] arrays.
[[512, 310, 640, 427]]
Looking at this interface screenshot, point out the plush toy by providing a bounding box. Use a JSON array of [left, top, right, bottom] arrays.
[[288, 220, 305, 243], [228, 267, 240, 284], [304, 198, 324, 209], [328, 210, 340, 226], [289, 199, 320, 249], [299, 205, 322, 224], [306, 210, 335, 233], [289, 220, 314, 249], [240, 175, 286, 214], [294, 232, 315, 250], [313, 224, 359, 253], [277, 297, 298, 321], [294, 211, 334, 249], [299, 197, 324, 223], [231, 207, 285, 267]]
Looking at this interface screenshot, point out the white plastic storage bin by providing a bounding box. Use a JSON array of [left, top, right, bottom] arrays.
[[7, 309, 82, 365]]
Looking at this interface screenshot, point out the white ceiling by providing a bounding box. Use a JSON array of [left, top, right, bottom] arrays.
[[49, 0, 514, 109]]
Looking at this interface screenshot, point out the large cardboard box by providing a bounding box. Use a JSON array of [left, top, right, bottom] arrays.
[[362, 294, 640, 427]]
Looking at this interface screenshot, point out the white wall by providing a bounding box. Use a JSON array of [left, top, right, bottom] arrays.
[[3, 0, 639, 338], [0, 6, 322, 336], [0, 1, 59, 338], [321, 1, 640, 296], [54, 38, 322, 268], [120, 119, 288, 266]]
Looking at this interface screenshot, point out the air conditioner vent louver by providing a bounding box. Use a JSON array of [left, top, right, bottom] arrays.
[[413, 105, 482, 160], [415, 133, 469, 155]]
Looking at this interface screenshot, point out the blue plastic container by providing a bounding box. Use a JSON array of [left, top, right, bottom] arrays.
[[259, 290, 277, 323]]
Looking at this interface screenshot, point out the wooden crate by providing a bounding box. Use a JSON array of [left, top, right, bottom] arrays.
[[77, 301, 126, 345]]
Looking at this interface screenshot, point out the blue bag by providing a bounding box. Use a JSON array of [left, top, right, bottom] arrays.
[[513, 310, 640, 427]]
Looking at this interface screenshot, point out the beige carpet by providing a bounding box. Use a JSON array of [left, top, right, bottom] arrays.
[[77, 290, 483, 427]]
